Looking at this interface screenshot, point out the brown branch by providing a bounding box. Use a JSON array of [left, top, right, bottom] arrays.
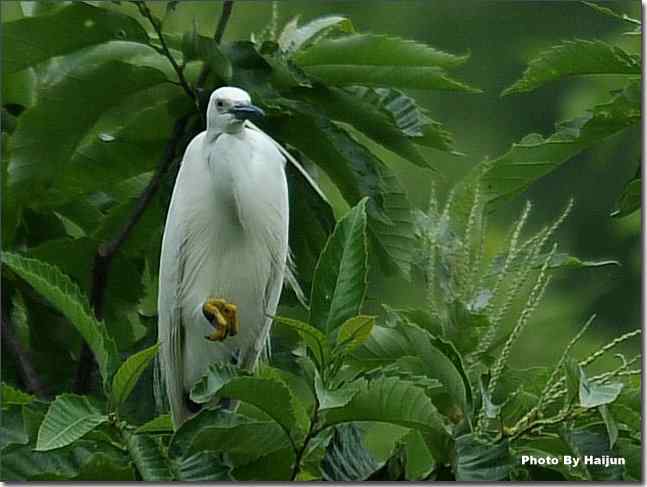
[[73, 116, 190, 393], [1, 310, 47, 398], [135, 1, 196, 104], [73, 0, 236, 394]]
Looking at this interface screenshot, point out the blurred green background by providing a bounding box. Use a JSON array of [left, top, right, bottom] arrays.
[[4, 0, 641, 368]]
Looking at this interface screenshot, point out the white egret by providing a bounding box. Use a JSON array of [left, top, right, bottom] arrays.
[[157, 87, 314, 427]]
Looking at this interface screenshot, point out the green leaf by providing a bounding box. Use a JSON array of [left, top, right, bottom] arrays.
[[189, 363, 246, 404], [335, 315, 376, 355], [295, 34, 478, 91], [2, 252, 119, 388], [503, 39, 640, 95], [272, 316, 329, 370], [563, 424, 624, 480], [454, 434, 513, 481], [582, 2, 641, 26], [111, 343, 159, 410], [2, 442, 133, 481], [579, 372, 623, 409], [279, 15, 354, 54], [314, 374, 363, 410], [181, 29, 232, 81], [321, 423, 381, 481], [135, 415, 174, 435], [1, 383, 34, 406], [345, 86, 455, 152], [402, 430, 435, 480], [36, 394, 108, 451], [310, 199, 368, 334], [538, 252, 620, 270], [0, 406, 29, 450], [564, 357, 581, 404], [295, 87, 433, 168], [598, 405, 618, 449], [321, 377, 450, 460], [217, 376, 300, 441], [8, 41, 188, 209], [286, 156, 336, 293], [126, 433, 173, 481], [274, 110, 417, 278], [353, 323, 472, 417], [174, 452, 232, 481], [188, 412, 288, 462], [473, 80, 640, 207], [612, 176, 641, 218], [1, 2, 149, 74]]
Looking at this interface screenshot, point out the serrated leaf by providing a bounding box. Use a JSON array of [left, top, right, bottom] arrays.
[[295, 87, 434, 168], [454, 434, 513, 481], [503, 39, 640, 95], [126, 433, 173, 481], [353, 323, 472, 417], [321, 377, 450, 461], [111, 343, 159, 409], [295, 34, 477, 91], [321, 423, 381, 481], [345, 86, 455, 152], [174, 451, 232, 481], [279, 15, 354, 54], [1, 383, 34, 406], [467, 79, 640, 208], [36, 394, 108, 451], [335, 315, 376, 355], [310, 199, 368, 334], [2, 252, 119, 389], [135, 415, 173, 435], [273, 316, 329, 370], [1, 2, 149, 74]]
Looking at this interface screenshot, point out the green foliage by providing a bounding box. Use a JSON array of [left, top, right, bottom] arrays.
[[1, 1, 640, 482], [36, 395, 108, 452], [2, 252, 120, 390], [110, 343, 160, 410]]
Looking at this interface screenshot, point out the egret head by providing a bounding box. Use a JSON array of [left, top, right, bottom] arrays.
[[206, 87, 265, 134]]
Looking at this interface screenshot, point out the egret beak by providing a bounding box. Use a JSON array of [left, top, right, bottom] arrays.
[[230, 104, 265, 121]]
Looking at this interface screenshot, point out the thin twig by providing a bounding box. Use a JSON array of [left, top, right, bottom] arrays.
[[73, 0, 236, 393], [73, 116, 190, 393], [1, 310, 47, 398]]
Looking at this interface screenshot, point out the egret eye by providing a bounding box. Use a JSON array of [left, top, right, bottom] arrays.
[[216, 100, 225, 109]]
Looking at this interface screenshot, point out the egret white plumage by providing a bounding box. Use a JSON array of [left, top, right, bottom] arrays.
[[158, 87, 304, 428]]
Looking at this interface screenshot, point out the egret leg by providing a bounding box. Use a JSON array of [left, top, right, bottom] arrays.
[[202, 298, 239, 341]]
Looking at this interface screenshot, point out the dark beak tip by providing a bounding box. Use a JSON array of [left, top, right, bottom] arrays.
[[231, 104, 265, 120]]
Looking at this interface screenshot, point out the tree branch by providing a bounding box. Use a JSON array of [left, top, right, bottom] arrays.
[[73, 116, 190, 393], [1, 310, 47, 398], [73, 0, 236, 394], [135, 1, 197, 104]]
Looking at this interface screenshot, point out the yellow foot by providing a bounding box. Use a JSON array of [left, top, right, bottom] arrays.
[[202, 298, 239, 342]]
